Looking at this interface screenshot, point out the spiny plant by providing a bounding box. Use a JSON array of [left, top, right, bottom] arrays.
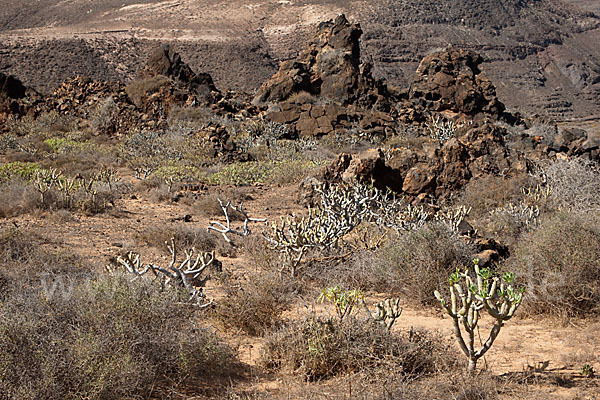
[[434, 259, 525, 374]]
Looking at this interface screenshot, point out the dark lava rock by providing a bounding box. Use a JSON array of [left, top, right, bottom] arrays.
[[408, 47, 506, 118]]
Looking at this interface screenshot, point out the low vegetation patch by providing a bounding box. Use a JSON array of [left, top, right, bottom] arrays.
[[261, 316, 457, 381], [507, 211, 600, 319], [0, 273, 239, 399]]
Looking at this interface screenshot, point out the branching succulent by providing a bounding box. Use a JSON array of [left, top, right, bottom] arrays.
[[207, 198, 266, 243], [114, 238, 220, 307], [33, 168, 61, 204], [267, 182, 435, 276], [95, 165, 121, 191], [434, 259, 525, 374], [490, 201, 540, 229], [366, 297, 403, 331], [265, 207, 351, 276], [319, 286, 364, 322], [435, 205, 473, 235], [426, 115, 458, 143]]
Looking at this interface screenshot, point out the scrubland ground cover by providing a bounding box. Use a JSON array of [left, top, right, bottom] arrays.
[[0, 111, 599, 400]]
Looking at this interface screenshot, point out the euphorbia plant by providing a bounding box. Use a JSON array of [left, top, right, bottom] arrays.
[[434, 259, 525, 374]]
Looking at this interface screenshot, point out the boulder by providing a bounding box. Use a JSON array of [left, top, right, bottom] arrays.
[[408, 47, 505, 118], [0, 72, 26, 99], [324, 122, 529, 201]]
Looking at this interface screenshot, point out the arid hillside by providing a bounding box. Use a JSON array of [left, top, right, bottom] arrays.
[[1, 0, 599, 121]]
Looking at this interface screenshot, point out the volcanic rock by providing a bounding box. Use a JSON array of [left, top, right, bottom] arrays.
[[254, 14, 393, 137], [408, 47, 506, 118], [0, 72, 26, 100], [322, 122, 529, 202], [138, 44, 221, 104]]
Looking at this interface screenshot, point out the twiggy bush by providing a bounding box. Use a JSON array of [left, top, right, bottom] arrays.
[[539, 158, 600, 212], [507, 211, 600, 319], [213, 270, 295, 336], [261, 316, 457, 381], [373, 223, 474, 304], [0, 273, 239, 399]]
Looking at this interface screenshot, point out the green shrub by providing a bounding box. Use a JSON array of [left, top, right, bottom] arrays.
[[205, 159, 319, 186], [0, 161, 42, 182], [43, 137, 91, 153]]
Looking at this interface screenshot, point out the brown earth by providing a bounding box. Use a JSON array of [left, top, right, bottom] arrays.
[[1, 182, 598, 399], [0, 0, 599, 121]]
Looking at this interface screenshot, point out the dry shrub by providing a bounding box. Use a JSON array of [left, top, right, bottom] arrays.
[[0, 273, 239, 399], [459, 174, 534, 217], [125, 75, 170, 107], [136, 223, 217, 251], [261, 316, 457, 381], [507, 211, 600, 319], [213, 269, 295, 336], [365, 223, 473, 304], [541, 158, 600, 212], [0, 180, 40, 217], [0, 228, 85, 288]]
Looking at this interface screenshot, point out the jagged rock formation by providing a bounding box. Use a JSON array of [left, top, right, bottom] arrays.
[[254, 15, 394, 137], [321, 122, 529, 201], [0, 72, 44, 128], [360, 0, 600, 120], [407, 48, 505, 118], [254, 14, 387, 108], [127, 44, 222, 116], [139, 44, 221, 103]]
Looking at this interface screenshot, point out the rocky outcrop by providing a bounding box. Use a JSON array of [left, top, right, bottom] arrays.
[[408, 48, 506, 118], [321, 122, 529, 202], [254, 15, 387, 108], [139, 44, 221, 104], [254, 14, 394, 137], [0, 73, 44, 128], [126, 44, 222, 118], [0, 73, 26, 100]]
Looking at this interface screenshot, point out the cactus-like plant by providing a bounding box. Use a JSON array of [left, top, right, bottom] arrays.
[[114, 238, 220, 307], [367, 298, 403, 331], [434, 259, 525, 374], [319, 286, 364, 322], [33, 168, 61, 204], [435, 205, 472, 235], [207, 198, 266, 243], [57, 176, 78, 208]]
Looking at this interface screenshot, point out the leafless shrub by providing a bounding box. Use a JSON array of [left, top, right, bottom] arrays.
[[91, 96, 118, 135], [136, 223, 217, 251], [538, 158, 600, 212], [261, 316, 457, 381], [0, 179, 40, 217], [371, 223, 474, 304], [459, 174, 534, 218], [213, 270, 295, 336], [507, 211, 600, 319], [0, 273, 239, 399]]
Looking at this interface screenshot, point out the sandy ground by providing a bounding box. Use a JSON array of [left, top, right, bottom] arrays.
[[1, 181, 598, 398]]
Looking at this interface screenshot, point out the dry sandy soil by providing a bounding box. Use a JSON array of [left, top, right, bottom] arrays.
[[1, 181, 598, 399]]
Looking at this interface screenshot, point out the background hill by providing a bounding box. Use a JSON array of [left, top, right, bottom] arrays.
[[0, 0, 598, 120]]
